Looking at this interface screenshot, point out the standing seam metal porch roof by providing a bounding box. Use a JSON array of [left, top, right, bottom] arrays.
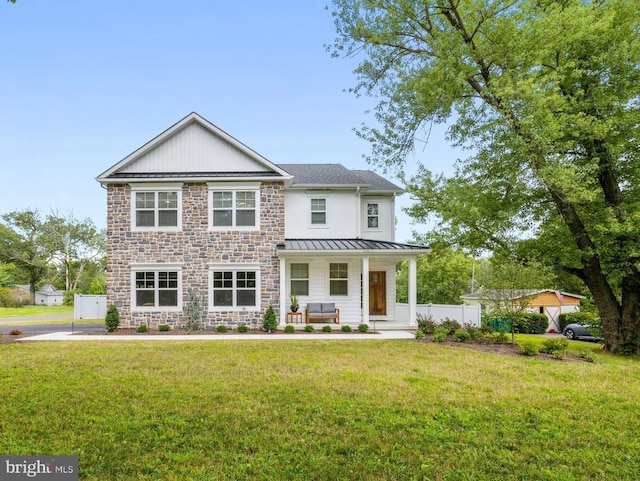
[[278, 239, 430, 252]]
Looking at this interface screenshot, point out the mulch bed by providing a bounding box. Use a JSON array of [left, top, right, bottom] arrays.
[[2, 327, 589, 361], [1, 332, 29, 344], [417, 335, 586, 362], [96, 326, 377, 336]]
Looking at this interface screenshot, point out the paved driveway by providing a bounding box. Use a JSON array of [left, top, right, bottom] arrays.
[[0, 314, 105, 335], [1, 323, 105, 335]]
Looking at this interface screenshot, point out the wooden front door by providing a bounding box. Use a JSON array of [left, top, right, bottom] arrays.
[[369, 271, 386, 316]]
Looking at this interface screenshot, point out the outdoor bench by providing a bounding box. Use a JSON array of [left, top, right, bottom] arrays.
[[305, 302, 340, 324]]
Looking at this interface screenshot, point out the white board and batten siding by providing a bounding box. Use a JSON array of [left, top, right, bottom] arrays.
[[284, 190, 359, 239], [284, 191, 396, 241], [291, 257, 360, 323], [360, 196, 395, 242], [396, 303, 482, 327], [121, 122, 270, 174], [286, 258, 398, 324]]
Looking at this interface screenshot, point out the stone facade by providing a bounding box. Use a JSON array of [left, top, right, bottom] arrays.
[[106, 181, 285, 328]]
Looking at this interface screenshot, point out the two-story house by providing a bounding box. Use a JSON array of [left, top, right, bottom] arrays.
[[96, 112, 429, 329]]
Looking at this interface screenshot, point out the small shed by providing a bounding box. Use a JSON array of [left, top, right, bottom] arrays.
[[461, 289, 585, 332]]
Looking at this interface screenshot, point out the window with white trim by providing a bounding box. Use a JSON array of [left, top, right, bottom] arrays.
[[209, 184, 259, 230], [210, 267, 260, 309], [329, 263, 348, 296], [290, 263, 309, 296], [311, 198, 326, 225], [367, 203, 379, 229], [132, 267, 182, 309], [131, 184, 182, 230]]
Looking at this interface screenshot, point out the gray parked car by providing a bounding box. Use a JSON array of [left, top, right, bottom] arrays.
[[562, 322, 602, 342]]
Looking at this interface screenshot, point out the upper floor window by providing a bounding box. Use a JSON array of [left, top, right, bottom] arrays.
[[367, 203, 379, 229], [209, 183, 260, 230], [130, 184, 182, 231], [311, 198, 326, 225], [290, 263, 309, 296]]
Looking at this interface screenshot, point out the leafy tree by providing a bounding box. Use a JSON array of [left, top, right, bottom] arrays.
[[396, 246, 474, 304], [0, 210, 54, 304], [0, 262, 22, 287], [88, 268, 107, 295], [332, 0, 640, 353], [44, 211, 106, 293]]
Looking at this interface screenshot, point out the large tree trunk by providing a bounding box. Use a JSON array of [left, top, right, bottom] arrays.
[[584, 269, 640, 354], [29, 280, 36, 305], [617, 276, 640, 354]]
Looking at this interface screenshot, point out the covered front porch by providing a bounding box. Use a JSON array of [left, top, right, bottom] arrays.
[[276, 239, 430, 327]]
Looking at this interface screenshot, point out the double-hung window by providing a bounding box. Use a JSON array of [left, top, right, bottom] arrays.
[[209, 265, 260, 310], [132, 265, 182, 310], [329, 263, 348, 296], [367, 203, 379, 229], [131, 184, 182, 230], [290, 263, 309, 296], [209, 183, 260, 230], [311, 198, 326, 225]]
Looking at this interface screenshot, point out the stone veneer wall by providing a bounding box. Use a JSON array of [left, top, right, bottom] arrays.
[[106, 181, 285, 328]]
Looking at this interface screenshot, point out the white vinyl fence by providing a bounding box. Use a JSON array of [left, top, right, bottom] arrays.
[[74, 294, 107, 320], [395, 303, 481, 327]]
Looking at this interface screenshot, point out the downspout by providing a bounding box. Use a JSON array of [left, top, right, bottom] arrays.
[[356, 185, 361, 239], [391, 192, 396, 242]]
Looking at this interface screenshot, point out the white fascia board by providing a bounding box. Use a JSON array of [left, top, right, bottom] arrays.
[[287, 184, 367, 191], [277, 249, 430, 257], [99, 175, 286, 184], [364, 188, 405, 195]]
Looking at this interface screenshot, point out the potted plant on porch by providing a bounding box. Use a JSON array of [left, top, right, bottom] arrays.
[[290, 294, 299, 312]]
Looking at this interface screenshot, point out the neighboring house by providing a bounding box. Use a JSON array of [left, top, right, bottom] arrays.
[[461, 289, 585, 332], [96, 112, 430, 329], [16, 284, 65, 305]]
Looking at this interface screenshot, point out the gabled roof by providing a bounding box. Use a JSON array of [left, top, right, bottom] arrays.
[[97, 112, 292, 184], [278, 164, 403, 193], [15, 284, 65, 295], [460, 289, 586, 301], [278, 238, 430, 254]]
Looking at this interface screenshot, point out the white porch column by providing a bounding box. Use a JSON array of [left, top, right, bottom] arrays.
[[279, 257, 287, 326], [408, 256, 417, 326], [362, 256, 370, 325]]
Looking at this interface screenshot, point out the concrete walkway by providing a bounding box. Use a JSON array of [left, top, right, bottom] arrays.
[[19, 330, 415, 342]]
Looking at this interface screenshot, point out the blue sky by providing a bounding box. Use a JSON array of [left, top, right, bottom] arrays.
[[0, 0, 461, 242]]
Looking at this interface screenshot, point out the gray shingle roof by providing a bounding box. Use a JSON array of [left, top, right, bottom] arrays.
[[278, 164, 403, 192], [351, 170, 404, 193], [278, 238, 430, 252]]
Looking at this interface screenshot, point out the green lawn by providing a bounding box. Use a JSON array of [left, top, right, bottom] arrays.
[[1, 340, 639, 480], [0, 305, 73, 318]]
